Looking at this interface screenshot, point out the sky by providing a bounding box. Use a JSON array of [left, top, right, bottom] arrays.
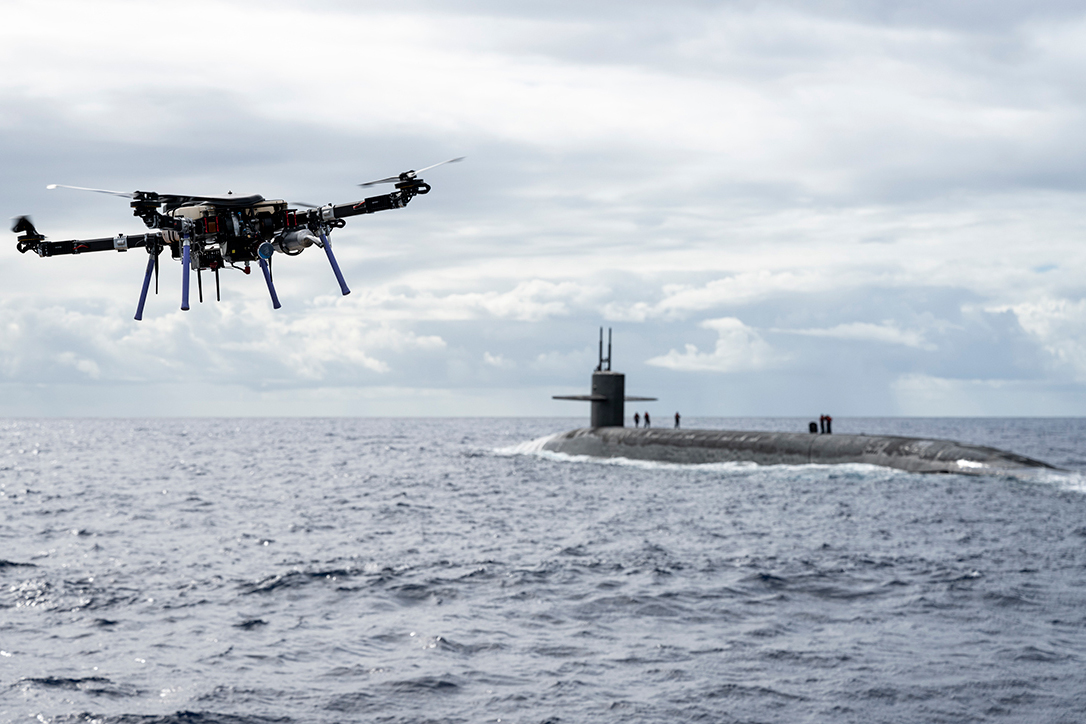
[[3, 0, 1086, 417]]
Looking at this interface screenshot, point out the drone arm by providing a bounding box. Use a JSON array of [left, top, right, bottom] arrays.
[[334, 193, 402, 218], [296, 194, 400, 225], [296, 181, 430, 225], [16, 232, 162, 257], [130, 199, 184, 231]]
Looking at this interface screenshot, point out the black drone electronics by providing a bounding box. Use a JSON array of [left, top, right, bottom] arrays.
[[11, 158, 463, 320]]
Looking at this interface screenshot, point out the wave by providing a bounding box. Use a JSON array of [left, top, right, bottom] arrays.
[[15, 676, 140, 698], [1017, 468, 1086, 494], [0, 559, 36, 569], [492, 432, 561, 456], [52, 714, 293, 724]]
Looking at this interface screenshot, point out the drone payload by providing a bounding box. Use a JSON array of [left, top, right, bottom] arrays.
[[12, 158, 463, 320]]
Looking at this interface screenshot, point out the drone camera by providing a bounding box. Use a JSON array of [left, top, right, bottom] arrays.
[[271, 228, 319, 255]]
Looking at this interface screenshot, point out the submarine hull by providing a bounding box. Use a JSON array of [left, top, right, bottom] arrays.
[[542, 427, 1056, 475]]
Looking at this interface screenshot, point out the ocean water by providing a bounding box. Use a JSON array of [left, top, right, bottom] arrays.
[[2, 417, 1085, 723]]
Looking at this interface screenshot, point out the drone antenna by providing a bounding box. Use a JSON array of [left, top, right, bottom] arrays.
[[607, 328, 612, 371]]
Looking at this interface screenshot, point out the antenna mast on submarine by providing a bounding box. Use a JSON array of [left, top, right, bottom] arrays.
[[554, 327, 655, 427], [596, 326, 612, 372]]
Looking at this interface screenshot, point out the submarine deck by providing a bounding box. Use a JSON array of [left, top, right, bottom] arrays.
[[542, 427, 1057, 474]]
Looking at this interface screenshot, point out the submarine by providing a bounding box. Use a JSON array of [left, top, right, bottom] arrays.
[[546, 329, 1057, 475]]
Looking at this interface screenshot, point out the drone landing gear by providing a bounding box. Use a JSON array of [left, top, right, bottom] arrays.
[[258, 257, 282, 309], [180, 240, 192, 311], [319, 230, 351, 296], [135, 247, 158, 321]]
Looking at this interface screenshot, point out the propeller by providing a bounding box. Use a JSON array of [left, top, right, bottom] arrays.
[[47, 184, 134, 198], [359, 156, 465, 187], [12, 215, 39, 235], [13, 215, 44, 253], [48, 184, 264, 208]]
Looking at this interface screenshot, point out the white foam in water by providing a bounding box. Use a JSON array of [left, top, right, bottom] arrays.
[[493, 432, 561, 456], [956, 459, 986, 470], [534, 448, 764, 472], [498, 438, 905, 476], [1016, 467, 1086, 494]]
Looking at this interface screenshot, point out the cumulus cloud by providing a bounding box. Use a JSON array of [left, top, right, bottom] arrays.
[[483, 351, 515, 368], [0, 298, 446, 388], [889, 372, 1086, 416], [773, 321, 936, 350], [349, 280, 606, 322], [645, 317, 783, 372], [4, 1, 1086, 414], [603, 270, 844, 322], [995, 298, 1086, 381]]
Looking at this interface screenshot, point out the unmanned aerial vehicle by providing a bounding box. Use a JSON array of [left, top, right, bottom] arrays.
[[11, 158, 463, 320]]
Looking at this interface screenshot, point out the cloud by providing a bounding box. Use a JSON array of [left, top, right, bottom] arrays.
[[995, 298, 1086, 381], [483, 351, 515, 368], [604, 270, 841, 321], [890, 372, 1086, 416], [645, 317, 783, 372], [4, 1, 1086, 414], [773, 321, 936, 350], [530, 346, 595, 375], [55, 351, 101, 379], [0, 298, 446, 388], [348, 279, 607, 322]]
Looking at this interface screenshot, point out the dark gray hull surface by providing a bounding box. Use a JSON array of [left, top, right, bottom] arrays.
[[543, 427, 1056, 474]]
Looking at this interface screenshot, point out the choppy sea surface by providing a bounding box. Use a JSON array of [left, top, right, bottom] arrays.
[[2, 417, 1086, 724]]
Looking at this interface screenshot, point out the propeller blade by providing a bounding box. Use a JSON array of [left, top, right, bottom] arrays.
[[47, 184, 134, 199], [358, 175, 402, 188], [414, 156, 465, 174], [12, 215, 37, 234], [154, 192, 264, 206], [359, 156, 465, 187], [13, 215, 44, 252], [49, 186, 267, 208], [290, 201, 321, 209]]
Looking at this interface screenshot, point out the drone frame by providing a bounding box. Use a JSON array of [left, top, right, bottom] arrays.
[[13, 164, 452, 320]]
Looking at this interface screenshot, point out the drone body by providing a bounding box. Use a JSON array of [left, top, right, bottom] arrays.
[[12, 158, 462, 319]]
